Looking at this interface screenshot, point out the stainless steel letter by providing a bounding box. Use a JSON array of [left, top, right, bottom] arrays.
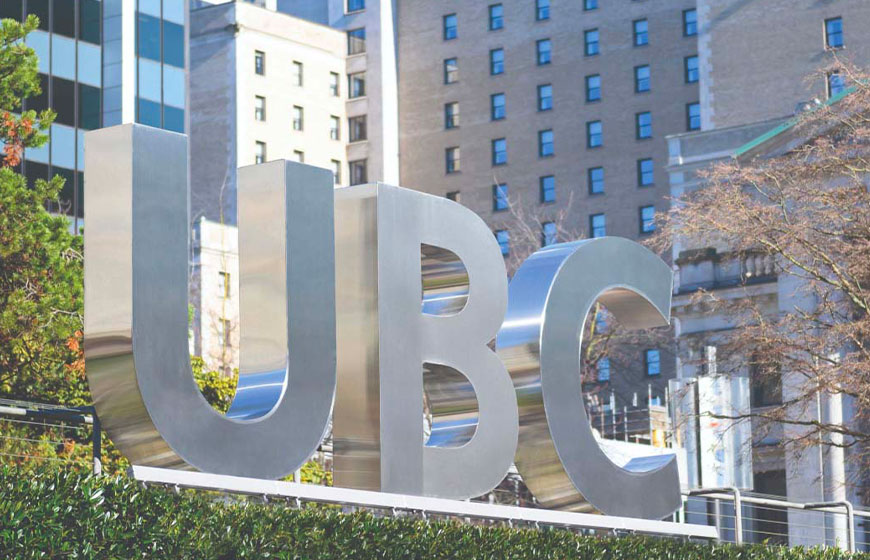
[[334, 184, 518, 499], [497, 237, 681, 518], [84, 125, 335, 478]]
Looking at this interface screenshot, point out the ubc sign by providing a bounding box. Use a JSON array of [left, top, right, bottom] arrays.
[[84, 125, 680, 520]]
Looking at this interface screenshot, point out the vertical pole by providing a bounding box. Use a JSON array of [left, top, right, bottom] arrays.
[[732, 487, 743, 545], [623, 406, 628, 441], [91, 410, 102, 476]]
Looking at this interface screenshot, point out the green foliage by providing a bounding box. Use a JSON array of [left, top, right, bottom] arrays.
[[1, 467, 866, 560], [192, 356, 238, 414]]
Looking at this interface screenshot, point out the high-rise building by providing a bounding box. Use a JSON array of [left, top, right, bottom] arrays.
[[0, 0, 189, 231]]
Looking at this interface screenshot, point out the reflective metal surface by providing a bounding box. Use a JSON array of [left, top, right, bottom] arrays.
[[497, 237, 681, 519], [334, 184, 518, 499], [84, 125, 335, 478]]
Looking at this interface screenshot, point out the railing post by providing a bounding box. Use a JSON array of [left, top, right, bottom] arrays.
[[806, 501, 855, 553], [732, 487, 743, 545], [90, 407, 102, 476]]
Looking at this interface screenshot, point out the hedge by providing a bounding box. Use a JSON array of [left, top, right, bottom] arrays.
[[0, 466, 865, 560]]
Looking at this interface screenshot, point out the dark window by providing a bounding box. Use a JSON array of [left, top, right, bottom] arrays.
[[27, 0, 49, 31], [491, 93, 506, 120], [537, 84, 552, 111], [685, 55, 699, 83], [542, 222, 557, 247], [828, 72, 846, 98], [585, 29, 599, 55], [54, 166, 76, 216], [536, 0, 550, 20], [640, 205, 655, 234], [587, 120, 602, 148], [597, 358, 610, 381], [584, 0, 597, 11], [348, 28, 366, 55], [540, 175, 555, 203], [254, 142, 266, 164], [585, 74, 601, 102], [137, 98, 161, 128], [349, 72, 366, 97], [750, 355, 782, 407], [645, 349, 661, 376], [825, 17, 843, 48], [687, 102, 701, 131], [635, 65, 650, 92], [446, 147, 460, 173], [349, 115, 367, 142], [683, 9, 697, 36], [493, 183, 509, 211], [443, 14, 457, 40], [164, 21, 185, 68], [537, 39, 551, 65], [444, 58, 458, 84], [492, 138, 507, 165], [78, 83, 101, 130], [137, 13, 161, 62], [590, 213, 606, 238], [490, 48, 505, 75], [538, 129, 554, 157], [445, 102, 459, 129], [638, 158, 654, 186], [588, 167, 604, 195], [495, 230, 510, 256], [350, 159, 367, 185], [489, 4, 503, 30], [255, 51, 266, 75], [52, 0, 75, 37], [24, 162, 49, 186], [330, 72, 340, 96], [52, 77, 75, 127], [446, 191, 460, 202], [347, 0, 365, 13], [79, 0, 100, 43], [164, 106, 184, 133], [636, 111, 652, 139], [633, 19, 648, 46], [26, 73, 49, 113], [0, 1, 23, 22]]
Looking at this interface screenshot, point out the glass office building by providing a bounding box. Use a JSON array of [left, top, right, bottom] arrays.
[[0, 0, 187, 229]]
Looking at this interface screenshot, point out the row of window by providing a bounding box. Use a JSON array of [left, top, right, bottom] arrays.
[[446, 6, 698, 39], [490, 205, 656, 256], [0, 0, 102, 44], [253, 51, 345, 95], [595, 348, 661, 383], [252, 98, 368, 142]]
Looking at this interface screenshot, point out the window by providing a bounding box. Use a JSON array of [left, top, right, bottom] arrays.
[[633, 19, 648, 46], [350, 159, 367, 185], [537, 84, 552, 111], [584, 0, 598, 11], [588, 167, 604, 195], [828, 72, 846, 98], [638, 158, 654, 186], [349, 115, 367, 142], [636, 112, 652, 139], [537, 39, 551, 65], [348, 28, 366, 55], [687, 103, 701, 131], [444, 58, 459, 84], [540, 175, 555, 203], [349, 72, 366, 97], [347, 0, 365, 13], [536, 0, 550, 21], [750, 354, 782, 407], [597, 358, 610, 382], [446, 147, 460, 173], [489, 4, 504, 30], [80, 0, 101, 44], [493, 183, 509, 211], [254, 50, 265, 75], [678, 8, 697, 37], [587, 120, 602, 148], [446, 191, 461, 202], [331, 160, 342, 184], [645, 349, 661, 376], [292, 106, 304, 131], [254, 96, 266, 121], [292, 61, 303, 86], [590, 214, 606, 238], [585, 74, 601, 102], [635, 65, 650, 93], [585, 29, 599, 56], [255, 141, 266, 164], [330, 115, 341, 140], [495, 230, 510, 256], [137, 13, 160, 61], [492, 138, 507, 165], [825, 17, 843, 48], [293, 150, 305, 163], [443, 14, 458, 40], [218, 271, 231, 299], [538, 129, 554, 157], [542, 222, 557, 247], [640, 205, 655, 234], [330, 72, 340, 96], [490, 48, 505, 75], [445, 102, 460, 129], [218, 318, 232, 348], [685, 55, 699, 83], [491, 93, 506, 120]]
